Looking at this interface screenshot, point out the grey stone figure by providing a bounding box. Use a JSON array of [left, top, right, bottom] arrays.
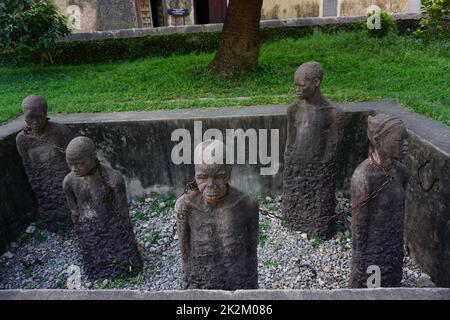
[[349, 114, 409, 288], [175, 140, 259, 290], [16, 96, 74, 232], [282, 61, 344, 239], [63, 136, 142, 281]]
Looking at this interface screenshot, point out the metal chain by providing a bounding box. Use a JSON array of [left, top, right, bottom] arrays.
[[23, 126, 66, 154], [354, 154, 394, 210]]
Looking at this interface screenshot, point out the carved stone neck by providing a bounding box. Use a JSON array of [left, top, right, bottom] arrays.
[[370, 151, 394, 171], [299, 91, 324, 107]]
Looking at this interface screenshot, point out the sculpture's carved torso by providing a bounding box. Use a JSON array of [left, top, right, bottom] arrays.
[[287, 101, 344, 163], [176, 186, 259, 290], [63, 165, 142, 280], [282, 100, 344, 238], [349, 159, 409, 288], [16, 121, 73, 232]]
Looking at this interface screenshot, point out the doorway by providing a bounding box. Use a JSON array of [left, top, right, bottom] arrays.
[[194, 0, 210, 24], [194, 0, 227, 24], [150, 0, 165, 27]]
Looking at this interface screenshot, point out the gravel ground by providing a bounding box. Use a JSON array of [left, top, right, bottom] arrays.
[[0, 192, 435, 290]]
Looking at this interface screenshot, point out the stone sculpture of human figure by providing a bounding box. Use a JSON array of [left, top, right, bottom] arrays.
[[16, 95, 74, 232], [175, 140, 259, 290], [63, 136, 142, 281], [349, 113, 409, 288], [282, 61, 344, 239]]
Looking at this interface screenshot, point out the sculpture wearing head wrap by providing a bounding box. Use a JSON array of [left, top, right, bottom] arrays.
[[349, 113, 410, 288], [367, 114, 409, 166]]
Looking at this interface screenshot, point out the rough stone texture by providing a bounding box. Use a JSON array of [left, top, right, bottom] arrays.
[[350, 114, 410, 288], [282, 62, 344, 239], [404, 134, 450, 287], [63, 138, 142, 281], [16, 121, 73, 233], [0, 288, 449, 300], [63, 13, 420, 41], [350, 160, 409, 288], [175, 152, 259, 290]]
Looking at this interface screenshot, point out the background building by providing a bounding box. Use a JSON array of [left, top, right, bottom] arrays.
[[52, 0, 421, 32]]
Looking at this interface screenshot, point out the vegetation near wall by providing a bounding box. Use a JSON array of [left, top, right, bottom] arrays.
[[0, 19, 419, 67]]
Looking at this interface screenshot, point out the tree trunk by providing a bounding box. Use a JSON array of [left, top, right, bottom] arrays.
[[40, 52, 46, 75], [209, 0, 263, 75]]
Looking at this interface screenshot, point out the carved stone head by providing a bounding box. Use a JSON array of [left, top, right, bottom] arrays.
[[294, 61, 324, 100], [368, 113, 409, 161], [66, 136, 97, 177], [22, 95, 48, 133], [194, 140, 231, 205]]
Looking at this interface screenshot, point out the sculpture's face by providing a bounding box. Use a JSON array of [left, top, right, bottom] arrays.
[[24, 110, 47, 132], [195, 164, 230, 205], [67, 154, 97, 177], [294, 72, 320, 99], [377, 126, 409, 161]]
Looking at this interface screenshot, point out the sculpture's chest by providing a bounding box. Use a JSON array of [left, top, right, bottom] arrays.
[[189, 207, 245, 252], [294, 108, 334, 133], [72, 177, 112, 212], [27, 140, 64, 165]]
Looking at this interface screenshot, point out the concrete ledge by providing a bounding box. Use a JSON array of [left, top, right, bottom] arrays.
[[0, 288, 449, 300], [64, 13, 420, 42]]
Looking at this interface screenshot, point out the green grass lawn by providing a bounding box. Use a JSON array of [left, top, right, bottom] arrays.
[[1, 32, 449, 125]]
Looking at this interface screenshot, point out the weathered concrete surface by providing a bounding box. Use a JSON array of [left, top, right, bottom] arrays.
[[0, 288, 449, 300], [64, 13, 420, 41], [0, 128, 37, 254], [38, 104, 370, 199]]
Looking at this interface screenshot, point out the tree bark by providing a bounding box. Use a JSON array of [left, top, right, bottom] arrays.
[[40, 52, 46, 75], [209, 0, 263, 75]]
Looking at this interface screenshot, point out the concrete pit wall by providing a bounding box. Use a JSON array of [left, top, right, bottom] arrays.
[[0, 128, 37, 255], [0, 101, 448, 287]]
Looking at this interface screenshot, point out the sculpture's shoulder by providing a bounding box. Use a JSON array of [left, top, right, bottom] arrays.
[[63, 171, 75, 190], [101, 165, 124, 187], [287, 102, 297, 114], [226, 186, 258, 212], [324, 100, 344, 122], [15, 129, 28, 146], [175, 191, 200, 215], [47, 121, 71, 134], [47, 121, 73, 142], [351, 159, 372, 189], [287, 102, 302, 117]]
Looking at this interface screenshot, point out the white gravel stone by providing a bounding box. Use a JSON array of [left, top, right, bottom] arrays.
[[0, 192, 431, 290], [25, 226, 36, 234], [2, 251, 14, 260]]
